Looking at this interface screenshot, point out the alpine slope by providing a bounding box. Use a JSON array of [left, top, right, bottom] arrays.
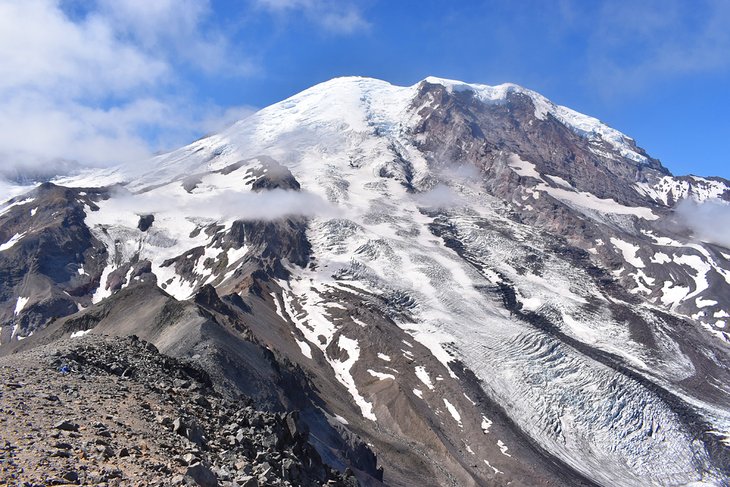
[[1, 76, 730, 486]]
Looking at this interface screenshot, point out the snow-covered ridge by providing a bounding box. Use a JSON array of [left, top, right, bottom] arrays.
[[423, 76, 648, 164], [56, 75, 653, 192], [637, 175, 730, 205]]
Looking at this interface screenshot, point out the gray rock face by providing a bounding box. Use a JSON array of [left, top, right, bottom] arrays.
[[0, 183, 109, 341]]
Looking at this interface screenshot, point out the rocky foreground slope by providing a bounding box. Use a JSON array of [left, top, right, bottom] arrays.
[[1, 76, 730, 486], [0, 334, 359, 486]]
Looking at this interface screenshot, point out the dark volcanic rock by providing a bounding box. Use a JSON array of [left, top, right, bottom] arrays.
[[137, 214, 155, 232]]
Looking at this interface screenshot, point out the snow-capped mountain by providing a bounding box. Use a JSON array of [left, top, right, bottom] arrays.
[[1, 76, 730, 486]]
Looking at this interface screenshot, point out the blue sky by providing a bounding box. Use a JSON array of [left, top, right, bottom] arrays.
[[1, 0, 729, 179]]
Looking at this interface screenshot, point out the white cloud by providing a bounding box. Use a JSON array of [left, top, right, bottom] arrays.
[[0, 0, 167, 97], [255, 0, 370, 34], [413, 184, 465, 210], [0, 0, 253, 181], [199, 105, 258, 134], [675, 198, 730, 249], [106, 187, 338, 221], [319, 7, 370, 35], [568, 0, 730, 95], [95, 0, 253, 75]]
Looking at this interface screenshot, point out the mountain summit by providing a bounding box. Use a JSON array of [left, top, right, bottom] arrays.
[[1, 77, 729, 486]]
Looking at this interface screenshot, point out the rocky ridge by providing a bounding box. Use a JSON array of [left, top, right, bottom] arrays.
[[0, 334, 359, 486]]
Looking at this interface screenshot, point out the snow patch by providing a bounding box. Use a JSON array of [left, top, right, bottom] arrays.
[[443, 398, 462, 427], [651, 252, 671, 264], [14, 297, 29, 315], [296, 339, 312, 359], [497, 440, 511, 457], [508, 156, 657, 219], [610, 238, 645, 268], [414, 366, 435, 390], [330, 335, 376, 421], [481, 416, 493, 434], [673, 254, 710, 301], [696, 297, 718, 308], [0, 197, 35, 218], [0, 232, 26, 251], [660, 281, 690, 308], [367, 369, 395, 380], [484, 460, 502, 475]]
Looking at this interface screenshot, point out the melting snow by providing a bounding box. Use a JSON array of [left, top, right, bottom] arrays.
[[0, 197, 35, 217], [296, 339, 312, 359], [696, 297, 718, 308], [377, 353, 391, 361], [70, 329, 91, 338], [610, 238, 645, 268], [481, 416, 493, 434], [270, 292, 287, 322], [0, 232, 26, 251], [14, 297, 29, 315], [351, 316, 368, 327], [651, 252, 671, 264], [507, 154, 542, 180], [507, 156, 657, 219], [414, 366, 435, 390], [91, 261, 115, 304], [673, 254, 710, 301], [484, 460, 502, 474], [443, 398, 462, 427], [367, 369, 395, 380], [497, 440, 511, 457], [660, 281, 690, 308], [330, 335, 376, 421]]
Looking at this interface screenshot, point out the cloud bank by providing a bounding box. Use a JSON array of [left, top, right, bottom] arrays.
[[675, 198, 730, 249], [0, 0, 254, 181], [106, 187, 338, 222]]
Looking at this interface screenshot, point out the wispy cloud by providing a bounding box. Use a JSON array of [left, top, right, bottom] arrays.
[[412, 184, 465, 210], [106, 186, 338, 221], [0, 0, 253, 181], [255, 0, 370, 34], [199, 105, 258, 134], [675, 198, 730, 248], [565, 0, 730, 96], [95, 0, 254, 75]]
